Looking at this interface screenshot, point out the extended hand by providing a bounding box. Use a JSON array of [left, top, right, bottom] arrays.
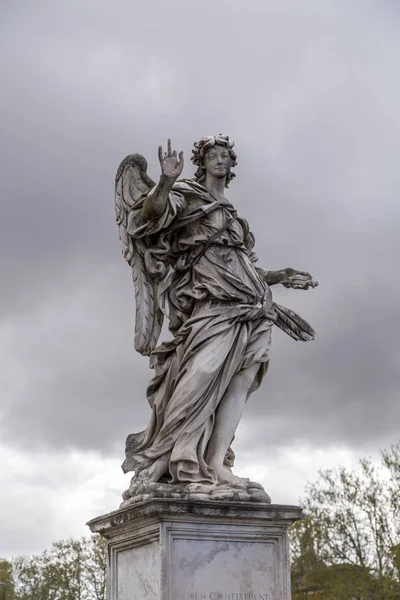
[[281, 268, 318, 290], [158, 138, 184, 181]]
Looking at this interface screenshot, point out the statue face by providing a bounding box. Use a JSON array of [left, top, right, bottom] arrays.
[[203, 144, 232, 179]]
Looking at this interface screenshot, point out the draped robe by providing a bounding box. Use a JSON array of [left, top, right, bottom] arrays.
[[122, 179, 274, 485]]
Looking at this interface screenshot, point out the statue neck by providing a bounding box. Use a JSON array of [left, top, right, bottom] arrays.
[[204, 174, 226, 198]]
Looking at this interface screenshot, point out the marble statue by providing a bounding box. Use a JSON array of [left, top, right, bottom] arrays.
[[115, 135, 317, 504]]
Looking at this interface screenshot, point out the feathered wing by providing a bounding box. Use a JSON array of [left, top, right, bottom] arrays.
[[115, 154, 164, 356], [272, 303, 315, 342]]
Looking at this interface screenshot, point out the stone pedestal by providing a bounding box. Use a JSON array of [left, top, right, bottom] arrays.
[[88, 498, 302, 600]]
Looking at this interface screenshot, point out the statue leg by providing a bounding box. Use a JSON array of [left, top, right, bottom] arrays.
[[207, 362, 261, 483]]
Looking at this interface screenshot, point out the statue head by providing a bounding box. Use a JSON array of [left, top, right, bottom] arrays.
[[191, 135, 237, 188]]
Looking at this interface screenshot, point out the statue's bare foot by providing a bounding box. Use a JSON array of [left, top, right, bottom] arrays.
[[211, 463, 246, 485], [138, 457, 169, 483]]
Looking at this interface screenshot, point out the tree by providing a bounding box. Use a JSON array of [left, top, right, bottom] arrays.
[[290, 443, 400, 599], [13, 536, 106, 600], [80, 536, 107, 600], [0, 560, 15, 600], [13, 551, 60, 600], [290, 516, 327, 598]]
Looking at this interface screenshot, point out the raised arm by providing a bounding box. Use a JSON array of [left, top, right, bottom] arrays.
[[142, 139, 184, 220]]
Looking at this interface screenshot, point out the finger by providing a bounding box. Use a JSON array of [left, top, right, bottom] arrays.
[[172, 150, 177, 158], [167, 138, 172, 156], [179, 151, 184, 166], [158, 146, 163, 164], [296, 271, 311, 277]]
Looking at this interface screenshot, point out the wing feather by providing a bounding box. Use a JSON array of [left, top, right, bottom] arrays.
[[115, 154, 163, 356], [272, 302, 315, 342]]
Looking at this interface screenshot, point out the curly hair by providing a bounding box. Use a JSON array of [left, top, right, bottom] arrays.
[[191, 135, 237, 188]]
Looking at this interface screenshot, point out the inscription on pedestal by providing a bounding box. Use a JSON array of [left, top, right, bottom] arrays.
[[189, 593, 268, 600]]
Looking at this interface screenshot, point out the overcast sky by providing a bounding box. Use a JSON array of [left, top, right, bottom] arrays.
[[1, 0, 400, 558]]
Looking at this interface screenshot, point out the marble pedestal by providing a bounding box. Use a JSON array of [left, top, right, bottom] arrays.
[[88, 498, 302, 600]]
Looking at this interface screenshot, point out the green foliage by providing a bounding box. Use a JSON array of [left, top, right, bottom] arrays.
[[0, 559, 15, 600], [12, 536, 106, 600], [290, 443, 400, 599]]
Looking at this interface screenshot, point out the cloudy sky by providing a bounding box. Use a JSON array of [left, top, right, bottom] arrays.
[[1, 0, 400, 558]]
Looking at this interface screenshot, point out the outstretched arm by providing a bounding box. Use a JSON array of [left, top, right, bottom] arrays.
[[142, 139, 184, 220], [256, 268, 286, 286]]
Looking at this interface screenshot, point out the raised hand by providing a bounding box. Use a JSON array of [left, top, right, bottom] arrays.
[[158, 138, 184, 182]]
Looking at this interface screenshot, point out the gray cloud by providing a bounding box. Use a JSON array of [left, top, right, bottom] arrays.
[[1, 0, 400, 522]]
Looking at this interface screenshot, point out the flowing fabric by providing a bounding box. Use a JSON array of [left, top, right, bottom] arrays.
[[122, 180, 273, 484]]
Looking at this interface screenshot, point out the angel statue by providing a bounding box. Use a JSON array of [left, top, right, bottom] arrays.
[[115, 135, 317, 505]]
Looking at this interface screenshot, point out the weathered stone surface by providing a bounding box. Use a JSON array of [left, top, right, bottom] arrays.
[[121, 478, 271, 508], [114, 136, 317, 502], [87, 498, 303, 600]]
